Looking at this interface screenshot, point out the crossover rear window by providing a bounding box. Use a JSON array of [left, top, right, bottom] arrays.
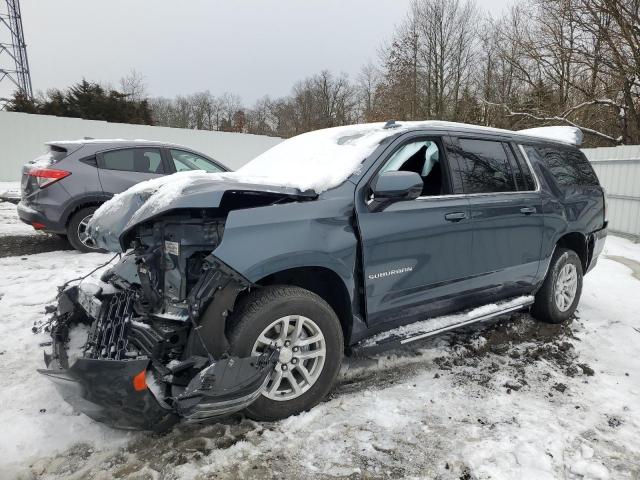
[[48, 145, 68, 162]]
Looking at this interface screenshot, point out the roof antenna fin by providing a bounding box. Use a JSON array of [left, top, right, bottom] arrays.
[[383, 120, 400, 129]]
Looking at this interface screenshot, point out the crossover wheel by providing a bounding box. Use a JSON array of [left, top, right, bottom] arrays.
[[532, 247, 583, 323], [228, 285, 343, 421], [67, 207, 104, 253]]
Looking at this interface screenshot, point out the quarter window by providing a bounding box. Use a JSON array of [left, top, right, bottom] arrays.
[[455, 139, 517, 194], [170, 150, 223, 173], [523, 146, 599, 187], [101, 148, 164, 174]]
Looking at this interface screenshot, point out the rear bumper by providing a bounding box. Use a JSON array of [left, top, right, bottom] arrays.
[[587, 223, 608, 273], [17, 200, 66, 233]]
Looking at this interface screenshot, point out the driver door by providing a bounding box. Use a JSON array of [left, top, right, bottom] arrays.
[[356, 135, 474, 327]]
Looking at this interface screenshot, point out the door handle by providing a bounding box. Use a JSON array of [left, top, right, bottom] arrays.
[[520, 207, 536, 215], [444, 212, 466, 222]]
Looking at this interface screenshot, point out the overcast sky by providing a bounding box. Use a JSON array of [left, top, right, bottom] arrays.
[[6, 0, 513, 104]]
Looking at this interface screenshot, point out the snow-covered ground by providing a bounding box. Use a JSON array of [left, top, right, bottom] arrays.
[[0, 182, 35, 237], [0, 203, 639, 478]]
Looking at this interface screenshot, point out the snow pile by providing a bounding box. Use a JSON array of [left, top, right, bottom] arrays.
[[518, 126, 583, 145]]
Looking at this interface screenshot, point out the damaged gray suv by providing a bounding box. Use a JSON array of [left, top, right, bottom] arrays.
[[39, 121, 607, 430]]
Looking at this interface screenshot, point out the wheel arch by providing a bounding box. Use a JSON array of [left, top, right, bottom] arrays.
[[556, 231, 590, 271], [61, 193, 112, 227], [251, 266, 355, 347]]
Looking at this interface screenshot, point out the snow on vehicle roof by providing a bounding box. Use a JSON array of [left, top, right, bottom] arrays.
[[47, 138, 171, 145], [516, 126, 583, 146]]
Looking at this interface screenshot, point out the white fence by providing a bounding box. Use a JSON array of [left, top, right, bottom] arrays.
[[0, 111, 282, 181], [583, 145, 640, 240]]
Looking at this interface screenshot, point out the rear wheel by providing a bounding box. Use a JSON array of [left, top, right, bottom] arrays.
[[67, 207, 104, 253], [532, 247, 583, 323], [227, 285, 344, 421]]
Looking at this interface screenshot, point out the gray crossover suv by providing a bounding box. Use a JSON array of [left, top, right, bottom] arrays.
[[39, 122, 607, 430], [17, 140, 227, 252]]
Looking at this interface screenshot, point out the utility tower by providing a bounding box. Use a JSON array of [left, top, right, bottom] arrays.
[[0, 0, 32, 108]]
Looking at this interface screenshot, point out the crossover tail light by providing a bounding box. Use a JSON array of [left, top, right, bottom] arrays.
[[28, 168, 71, 189]]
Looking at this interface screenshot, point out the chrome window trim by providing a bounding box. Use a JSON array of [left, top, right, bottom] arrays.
[[413, 142, 541, 201]]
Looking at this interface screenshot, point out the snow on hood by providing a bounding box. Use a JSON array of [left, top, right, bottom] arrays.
[[517, 126, 583, 146]]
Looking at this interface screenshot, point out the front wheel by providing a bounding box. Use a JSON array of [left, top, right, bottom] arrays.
[[227, 285, 344, 421], [532, 247, 583, 323]]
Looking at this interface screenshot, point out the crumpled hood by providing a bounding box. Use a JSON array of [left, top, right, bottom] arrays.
[[87, 171, 314, 252]]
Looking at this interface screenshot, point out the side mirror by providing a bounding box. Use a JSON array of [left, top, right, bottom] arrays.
[[369, 171, 423, 211], [373, 170, 423, 198]]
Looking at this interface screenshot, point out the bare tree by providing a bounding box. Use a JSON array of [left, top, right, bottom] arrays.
[[119, 70, 147, 101]]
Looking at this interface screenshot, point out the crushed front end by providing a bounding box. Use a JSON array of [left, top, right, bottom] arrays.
[[39, 211, 277, 431]]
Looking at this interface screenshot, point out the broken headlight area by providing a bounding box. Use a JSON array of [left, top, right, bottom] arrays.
[[39, 215, 277, 431]]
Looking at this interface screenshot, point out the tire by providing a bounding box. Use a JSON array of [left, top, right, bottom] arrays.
[[532, 247, 583, 324], [227, 285, 344, 421], [66, 207, 104, 253]]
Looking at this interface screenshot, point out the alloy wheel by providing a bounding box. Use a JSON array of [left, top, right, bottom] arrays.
[[77, 214, 98, 249], [554, 263, 578, 312], [251, 315, 326, 401]]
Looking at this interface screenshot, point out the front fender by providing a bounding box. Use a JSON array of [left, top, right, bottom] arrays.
[[212, 197, 358, 298]]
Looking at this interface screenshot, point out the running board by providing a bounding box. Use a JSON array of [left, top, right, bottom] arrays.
[[350, 296, 534, 357]]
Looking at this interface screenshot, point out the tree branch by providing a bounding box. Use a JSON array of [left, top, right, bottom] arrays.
[[480, 99, 623, 144]]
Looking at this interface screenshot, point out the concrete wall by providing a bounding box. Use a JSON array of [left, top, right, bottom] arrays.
[[0, 111, 282, 181], [583, 145, 640, 240]]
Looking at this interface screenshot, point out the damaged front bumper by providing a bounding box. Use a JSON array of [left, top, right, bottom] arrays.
[[40, 356, 176, 431], [39, 283, 277, 431]]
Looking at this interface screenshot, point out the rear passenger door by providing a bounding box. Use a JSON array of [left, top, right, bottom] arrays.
[[97, 147, 166, 194], [449, 137, 543, 295]]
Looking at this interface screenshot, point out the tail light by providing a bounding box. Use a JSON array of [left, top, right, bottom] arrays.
[[28, 168, 71, 188]]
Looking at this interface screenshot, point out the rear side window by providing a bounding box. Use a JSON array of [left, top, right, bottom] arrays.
[[454, 139, 517, 194], [101, 148, 164, 174], [523, 146, 599, 187]]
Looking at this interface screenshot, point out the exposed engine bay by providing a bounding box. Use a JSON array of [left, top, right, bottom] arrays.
[[39, 204, 288, 431]]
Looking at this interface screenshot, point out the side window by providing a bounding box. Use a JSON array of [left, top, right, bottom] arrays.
[[525, 146, 599, 187], [380, 139, 448, 196], [101, 148, 164, 174], [169, 150, 223, 173], [505, 143, 535, 191], [455, 139, 517, 194]]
